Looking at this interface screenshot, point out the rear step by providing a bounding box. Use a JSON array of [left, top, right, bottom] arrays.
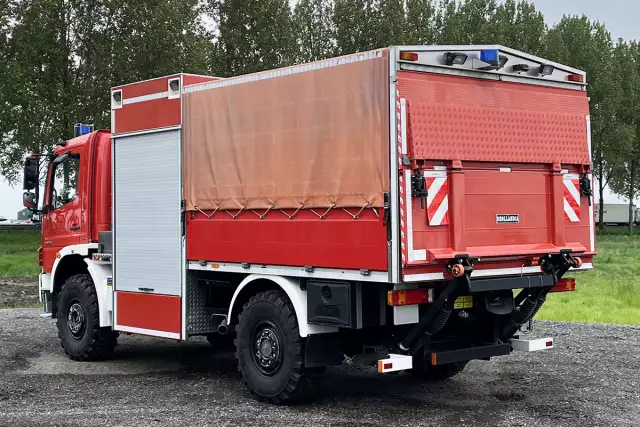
[[429, 343, 511, 365], [377, 354, 413, 373], [377, 338, 554, 373], [510, 337, 554, 351]]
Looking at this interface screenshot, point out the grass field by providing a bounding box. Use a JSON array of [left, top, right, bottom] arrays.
[[537, 228, 640, 325], [0, 230, 41, 277], [0, 229, 639, 324]]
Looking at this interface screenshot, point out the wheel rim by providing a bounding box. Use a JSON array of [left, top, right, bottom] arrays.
[[67, 300, 86, 340], [251, 322, 282, 376]]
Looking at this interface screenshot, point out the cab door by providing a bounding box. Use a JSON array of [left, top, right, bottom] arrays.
[[41, 148, 85, 273]]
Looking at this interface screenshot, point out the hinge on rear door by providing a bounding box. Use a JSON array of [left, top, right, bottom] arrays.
[[411, 172, 428, 209], [579, 174, 592, 205]]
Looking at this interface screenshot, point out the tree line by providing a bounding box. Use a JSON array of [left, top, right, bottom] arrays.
[[0, 0, 638, 229]]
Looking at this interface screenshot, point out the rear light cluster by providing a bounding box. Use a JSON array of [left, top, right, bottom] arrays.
[[550, 277, 576, 293], [37, 246, 43, 266], [387, 288, 434, 306]]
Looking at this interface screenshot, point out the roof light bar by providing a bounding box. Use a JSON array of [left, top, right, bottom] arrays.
[[567, 73, 585, 83], [399, 51, 419, 61], [480, 49, 500, 66], [511, 63, 530, 73], [539, 64, 554, 76], [444, 52, 468, 66]]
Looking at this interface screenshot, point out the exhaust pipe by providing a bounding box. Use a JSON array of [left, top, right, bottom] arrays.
[[217, 318, 228, 335]]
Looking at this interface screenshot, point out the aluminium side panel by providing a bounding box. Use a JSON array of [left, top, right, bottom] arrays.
[[112, 129, 182, 338], [113, 130, 182, 295]]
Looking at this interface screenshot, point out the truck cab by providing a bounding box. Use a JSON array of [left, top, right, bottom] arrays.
[[23, 131, 112, 319]]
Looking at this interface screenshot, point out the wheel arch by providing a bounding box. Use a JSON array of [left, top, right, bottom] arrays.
[[50, 244, 111, 327], [227, 274, 338, 338]]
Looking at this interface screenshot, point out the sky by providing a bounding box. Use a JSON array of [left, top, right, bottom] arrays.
[[0, 0, 638, 219]]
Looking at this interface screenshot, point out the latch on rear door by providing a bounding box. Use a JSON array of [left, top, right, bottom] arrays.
[[411, 172, 428, 209], [579, 174, 592, 205]]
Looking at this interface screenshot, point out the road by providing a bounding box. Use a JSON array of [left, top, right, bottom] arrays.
[[0, 309, 638, 427]]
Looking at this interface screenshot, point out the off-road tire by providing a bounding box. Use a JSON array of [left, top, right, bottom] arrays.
[[56, 273, 118, 361], [411, 352, 468, 381], [235, 290, 308, 404]]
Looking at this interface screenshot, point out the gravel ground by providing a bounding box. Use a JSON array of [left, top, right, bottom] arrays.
[[0, 309, 638, 427], [0, 278, 39, 307]]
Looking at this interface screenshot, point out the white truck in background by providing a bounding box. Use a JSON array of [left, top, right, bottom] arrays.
[[595, 203, 639, 226]]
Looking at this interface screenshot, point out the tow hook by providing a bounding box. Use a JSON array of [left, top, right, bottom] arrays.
[[446, 256, 477, 278]]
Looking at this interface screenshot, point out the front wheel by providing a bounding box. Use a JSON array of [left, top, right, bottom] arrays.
[[56, 274, 118, 361], [235, 290, 308, 404]]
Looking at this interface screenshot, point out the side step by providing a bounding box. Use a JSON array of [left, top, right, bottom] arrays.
[[510, 337, 554, 351], [377, 354, 413, 373]]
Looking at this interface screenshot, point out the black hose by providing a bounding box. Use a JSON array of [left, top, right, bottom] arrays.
[[425, 305, 452, 335], [500, 292, 540, 340]]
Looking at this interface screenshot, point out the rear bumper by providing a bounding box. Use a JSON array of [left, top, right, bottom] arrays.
[[468, 274, 554, 293]]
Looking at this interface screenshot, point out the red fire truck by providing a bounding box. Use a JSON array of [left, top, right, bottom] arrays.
[[22, 45, 595, 404]]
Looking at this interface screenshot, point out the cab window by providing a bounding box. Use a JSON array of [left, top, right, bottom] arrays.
[[50, 153, 80, 210]]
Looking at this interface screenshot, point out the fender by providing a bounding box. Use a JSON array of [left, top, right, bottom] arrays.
[[84, 259, 113, 327], [228, 274, 338, 338], [48, 243, 114, 327], [50, 243, 100, 283]]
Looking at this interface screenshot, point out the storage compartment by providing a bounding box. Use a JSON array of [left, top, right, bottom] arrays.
[[307, 281, 361, 328], [307, 281, 388, 328]]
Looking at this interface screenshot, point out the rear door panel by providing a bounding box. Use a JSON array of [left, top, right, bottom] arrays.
[[396, 69, 594, 275]]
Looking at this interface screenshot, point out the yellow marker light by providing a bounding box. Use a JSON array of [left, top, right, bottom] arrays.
[[55, 252, 61, 259], [211, 263, 219, 269]]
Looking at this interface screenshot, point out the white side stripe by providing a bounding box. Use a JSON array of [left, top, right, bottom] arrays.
[[114, 325, 180, 340], [123, 91, 170, 105]]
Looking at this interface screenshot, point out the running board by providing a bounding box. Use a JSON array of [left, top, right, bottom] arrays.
[[510, 337, 554, 351], [377, 354, 413, 373]]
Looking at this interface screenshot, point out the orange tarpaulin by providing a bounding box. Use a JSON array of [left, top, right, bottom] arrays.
[[182, 56, 390, 211]]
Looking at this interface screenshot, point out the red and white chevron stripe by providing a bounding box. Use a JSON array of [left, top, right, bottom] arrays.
[[397, 92, 407, 265], [563, 174, 581, 223], [425, 171, 449, 226]]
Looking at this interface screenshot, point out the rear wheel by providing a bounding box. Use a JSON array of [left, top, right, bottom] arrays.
[[56, 273, 118, 361], [411, 351, 468, 381], [235, 290, 308, 404]]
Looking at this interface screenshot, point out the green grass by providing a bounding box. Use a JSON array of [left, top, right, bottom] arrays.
[[0, 228, 639, 325], [537, 230, 640, 326], [0, 230, 41, 277]]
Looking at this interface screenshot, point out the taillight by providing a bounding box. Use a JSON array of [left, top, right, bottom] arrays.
[[387, 288, 433, 306], [399, 51, 419, 61], [37, 246, 43, 266], [567, 74, 585, 83], [550, 277, 576, 293]]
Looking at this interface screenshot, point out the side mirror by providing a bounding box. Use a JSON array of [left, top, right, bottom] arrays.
[[23, 191, 37, 210], [23, 155, 39, 190]]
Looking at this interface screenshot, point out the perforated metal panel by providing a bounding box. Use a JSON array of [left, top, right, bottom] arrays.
[[113, 130, 182, 296], [397, 70, 591, 165]]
